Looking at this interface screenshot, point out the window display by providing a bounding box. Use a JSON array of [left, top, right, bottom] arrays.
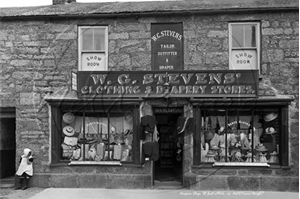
[[199, 108, 280, 164], [60, 110, 133, 162]]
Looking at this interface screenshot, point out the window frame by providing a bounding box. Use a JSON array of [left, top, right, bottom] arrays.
[[192, 102, 289, 169], [228, 22, 261, 72], [78, 26, 108, 71], [50, 101, 141, 166]]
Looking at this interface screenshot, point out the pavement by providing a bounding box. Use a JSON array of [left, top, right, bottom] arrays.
[[0, 188, 299, 199]]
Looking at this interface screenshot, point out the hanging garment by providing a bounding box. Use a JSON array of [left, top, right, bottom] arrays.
[[140, 115, 157, 140], [142, 141, 159, 163]]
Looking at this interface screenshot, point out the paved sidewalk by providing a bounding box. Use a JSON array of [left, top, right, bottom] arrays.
[[27, 188, 299, 199]]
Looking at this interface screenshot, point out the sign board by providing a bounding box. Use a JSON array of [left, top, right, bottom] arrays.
[[81, 53, 106, 71], [231, 50, 257, 70], [77, 70, 259, 98], [151, 23, 184, 70]]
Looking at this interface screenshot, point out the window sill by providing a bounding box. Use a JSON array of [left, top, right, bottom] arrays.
[[213, 162, 270, 167], [192, 163, 288, 169], [69, 161, 122, 166]]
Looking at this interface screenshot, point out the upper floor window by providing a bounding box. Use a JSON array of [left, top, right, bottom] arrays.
[[229, 22, 260, 71], [78, 26, 108, 71]]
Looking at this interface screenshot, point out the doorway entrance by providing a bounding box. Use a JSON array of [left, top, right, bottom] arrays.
[[154, 112, 182, 185], [0, 107, 16, 188]]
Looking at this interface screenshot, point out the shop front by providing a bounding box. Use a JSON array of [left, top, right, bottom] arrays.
[[44, 69, 295, 189]]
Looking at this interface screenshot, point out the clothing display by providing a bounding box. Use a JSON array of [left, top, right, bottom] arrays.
[[140, 115, 157, 140], [61, 114, 133, 162], [142, 141, 159, 163], [200, 113, 280, 163]]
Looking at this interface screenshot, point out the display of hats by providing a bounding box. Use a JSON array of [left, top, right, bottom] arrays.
[[265, 127, 277, 134], [63, 125, 75, 137], [255, 144, 268, 152], [264, 112, 278, 122], [63, 112, 75, 124]]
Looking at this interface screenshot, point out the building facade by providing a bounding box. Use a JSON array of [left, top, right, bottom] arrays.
[[0, 0, 298, 191]]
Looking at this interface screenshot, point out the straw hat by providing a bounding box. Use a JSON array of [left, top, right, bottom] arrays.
[[264, 112, 278, 122], [256, 144, 268, 152], [63, 112, 75, 124], [206, 150, 215, 156], [210, 146, 219, 150], [265, 127, 277, 134], [63, 125, 75, 137]]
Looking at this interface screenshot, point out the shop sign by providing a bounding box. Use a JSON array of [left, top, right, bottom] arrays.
[[231, 50, 257, 70], [81, 53, 106, 71], [151, 23, 183, 70], [153, 108, 182, 113], [77, 70, 258, 98]]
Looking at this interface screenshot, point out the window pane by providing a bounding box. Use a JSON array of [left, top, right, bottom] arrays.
[[94, 28, 105, 51], [82, 28, 93, 51], [232, 25, 244, 47], [200, 108, 280, 164], [245, 25, 256, 47], [60, 110, 134, 162]]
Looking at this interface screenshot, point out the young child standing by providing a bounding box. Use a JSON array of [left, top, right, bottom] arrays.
[[15, 148, 33, 190]]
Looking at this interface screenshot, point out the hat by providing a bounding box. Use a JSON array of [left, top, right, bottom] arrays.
[[206, 150, 215, 156], [264, 112, 278, 122], [245, 153, 253, 158], [265, 127, 277, 134], [256, 144, 268, 152], [270, 151, 278, 155], [63, 112, 75, 124], [210, 146, 219, 150], [63, 125, 75, 137], [204, 130, 214, 140]]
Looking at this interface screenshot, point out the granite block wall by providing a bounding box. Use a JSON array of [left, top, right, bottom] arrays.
[[0, 11, 298, 190]]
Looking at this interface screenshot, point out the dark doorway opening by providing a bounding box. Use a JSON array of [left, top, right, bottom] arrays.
[[0, 108, 16, 179], [154, 113, 182, 183]]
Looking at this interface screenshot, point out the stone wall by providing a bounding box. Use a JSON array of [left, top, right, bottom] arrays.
[[0, 11, 298, 190]]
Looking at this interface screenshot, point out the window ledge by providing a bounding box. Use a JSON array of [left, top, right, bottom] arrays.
[[213, 162, 270, 167], [68, 161, 122, 166], [50, 162, 70, 167]]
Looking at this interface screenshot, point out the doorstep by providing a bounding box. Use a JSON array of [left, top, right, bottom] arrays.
[[152, 180, 183, 190], [0, 176, 15, 188]]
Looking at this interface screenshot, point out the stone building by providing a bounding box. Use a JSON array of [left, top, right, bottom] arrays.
[[0, 0, 298, 191]]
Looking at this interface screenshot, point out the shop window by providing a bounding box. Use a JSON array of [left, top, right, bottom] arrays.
[[51, 104, 139, 165], [78, 26, 108, 71], [196, 106, 288, 167], [229, 22, 260, 71]]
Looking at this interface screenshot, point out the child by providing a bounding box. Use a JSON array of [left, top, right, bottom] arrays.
[[15, 148, 33, 190]]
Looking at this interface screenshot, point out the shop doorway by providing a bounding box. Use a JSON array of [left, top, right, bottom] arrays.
[[154, 112, 182, 185]]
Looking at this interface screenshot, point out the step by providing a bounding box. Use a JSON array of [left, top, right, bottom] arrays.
[[0, 176, 15, 188], [153, 180, 183, 189]]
